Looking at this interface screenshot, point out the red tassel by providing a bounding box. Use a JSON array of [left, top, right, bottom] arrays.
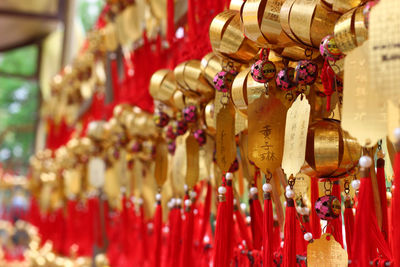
[[235, 205, 253, 251], [263, 191, 274, 266], [154, 200, 162, 267], [273, 218, 281, 253], [310, 178, 321, 239], [199, 182, 212, 244], [170, 201, 182, 267], [392, 151, 400, 266], [283, 198, 297, 267], [139, 203, 148, 265], [166, 0, 175, 44], [226, 177, 234, 261], [377, 158, 389, 240], [213, 181, 230, 267], [327, 182, 344, 247], [351, 168, 392, 266], [344, 198, 354, 259], [320, 59, 335, 111], [181, 198, 194, 267]]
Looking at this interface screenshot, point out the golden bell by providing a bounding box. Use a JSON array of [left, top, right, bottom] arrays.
[[200, 52, 223, 86], [302, 119, 361, 178], [174, 60, 214, 101], [210, 10, 260, 63], [149, 69, 177, 107]]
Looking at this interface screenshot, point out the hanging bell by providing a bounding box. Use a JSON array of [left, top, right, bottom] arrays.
[[295, 60, 318, 85]]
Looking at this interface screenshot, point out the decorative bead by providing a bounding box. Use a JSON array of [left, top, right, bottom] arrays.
[[303, 207, 310, 215], [225, 172, 233, 180], [315, 195, 341, 220], [262, 183, 272, 193], [240, 203, 247, 211], [250, 187, 258, 196], [154, 111, 170, 128], [183, 105, 197, 123], [285, 189, 295, 199], [213, 70, 238, 93], [276, 67, 297, 91], [166, 125, 177, 140], [170, 198, 176, 206], [193, 129, 207, 146], [184, 199, 192, 207], [176, 198, 182, 205], [304, 232, 313, 241], [250, 59, 276, 83], [189, 191, 197, 199], [394, 127, 400, 141], [319, 35, 343, 61], [155, 193, 162, 201], [203, 235, 210, 243], [359, 155, 372, 168], [218, 186, 227, 195], [295, 60, 318, 85], [173, 120, 188, 136], [387, 191, 392, 200], [130, 141, 142, 153], [351, 179, 361, 190], [246, 216, 251, 224]]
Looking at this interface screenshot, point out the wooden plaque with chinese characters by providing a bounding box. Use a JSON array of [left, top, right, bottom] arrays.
[[307, 233, 348, 267], [369, 0, 400, 103], [282, 95, 310, 177], [216, 101, 236, 173], [248, 95, 286, 174], [185, 134, 199, 188], [154, 138, 168, 187], [342, 41, 387, 147]]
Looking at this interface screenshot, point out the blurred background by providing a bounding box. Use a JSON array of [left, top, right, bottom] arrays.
[[0, 0, 104, 176]]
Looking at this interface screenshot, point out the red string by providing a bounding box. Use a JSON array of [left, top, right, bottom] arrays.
[[391, 151, 400, 266], [181, 202, 194, 267], [166, 0, 175, 44], [377, 158, 389, 241], [213, 182, 230, 267], [263, 194, 274, 266], [198, 182, 212, 244], [235, 207, 253, 250], [154, 201, 162, 267], [283, 198, 297, 267], [344, 199, 354, 259], [170, 204, 182, 267]]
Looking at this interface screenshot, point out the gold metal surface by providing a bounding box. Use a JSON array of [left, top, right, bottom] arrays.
[[307, 233, 348, 267], [149, 69, 176, 105], [200, 52, 223, 85], [289, 0, 317, 46], [334, 8, 357, 54]]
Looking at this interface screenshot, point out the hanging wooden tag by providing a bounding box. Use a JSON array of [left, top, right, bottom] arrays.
[[248, 94, 287, 175], [216, 101, 237, 173], [88, 157, 106, 189], [307, 233, 348, 267], [63, 169, 81, 196], [239, 132, 254, 183], [155, 138, 168, 187], [369, 0, 400, 103], [172, 134, 187, 196], [185, 134, 200, 188], [282, 95, 310, 177], [293, 173, 310, 199], [342, 41, 387, 147]]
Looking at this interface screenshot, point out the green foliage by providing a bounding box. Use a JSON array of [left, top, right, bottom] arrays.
[[0, 45, 38, 76], [78, 0, 105, 32]]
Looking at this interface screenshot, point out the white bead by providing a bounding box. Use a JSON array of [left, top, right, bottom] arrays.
[[193, 209, 198, 215], [387, 191, 392, 200], [233, 198, 237, 205], [203, 235, 210, 243], [285, 189, 295, 199], [262, 183, 272, 193], [359, 155, 372, 168], [189, 191, 197, 199], [225, 172, 233, 180], [138, 198, 144, 205], [246, 216, 251, 224], [176, 198, 182, 205], [167, 201, 173, 209], [170, 198, 176, 206], [184, 184, 188, 191], [273, 214, 278, 220], [250, 187, 258, 195], [351, 179, 361, 190], [147, 222, 154, 230], [303, 207, 310, 215], [394, 127, 400, 140], [155, 193, 162, 201], [240, 203, 247, 212], [280, 241, 284, 248], [285, 185, 291, 192], [163, 226, 169, 233], [184, 199, 192, 207], [218, 186, 227, 194], [304, 232, 313, 241]]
